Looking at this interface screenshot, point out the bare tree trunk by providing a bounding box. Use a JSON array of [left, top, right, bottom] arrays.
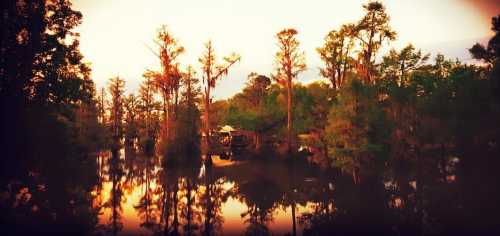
[[287, 78, 293, 154], [166, 97, 169, 144], [204, 55, 212, 161], [365, 11, 376, 84], [255, 132, 262, 153], [204, 86, 211, 166], [341, 44, 351, 88]]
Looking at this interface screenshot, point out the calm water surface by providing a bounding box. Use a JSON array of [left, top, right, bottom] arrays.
[[95, 151, 330, 236]]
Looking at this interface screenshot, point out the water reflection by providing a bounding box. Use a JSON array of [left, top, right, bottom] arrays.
[[3, 146, 487, 235], [4, 143, 480, 236], [238, 178, 280, 236], [95, 150, 327, 235]]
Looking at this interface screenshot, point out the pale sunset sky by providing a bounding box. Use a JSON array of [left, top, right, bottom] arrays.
[[72, 0, 499, 99]]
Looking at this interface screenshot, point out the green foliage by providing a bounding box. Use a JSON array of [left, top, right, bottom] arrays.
[[317, 24, 356, 89], [167, 67, 202, 160], [226, 74, 285, 137], [356, 1, 397, 82], [2, 1, 500, 235], [380, 44, 430, 86], [326, 78, 391, 174], [292, 84, 315, 134]]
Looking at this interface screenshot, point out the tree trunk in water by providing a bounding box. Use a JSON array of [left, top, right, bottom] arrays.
[[255, 132, 262, 153], [111, 149, 119, 236], [186, 179, 193, 236], [353, 168, 357, 185], [291, 201, 297, 236], [173, 179, 179, 236], [162, 185, 169, 236], [413, 111, 424, 236], [416, 152, 424, 236], [163, 184, 171, 236], [204, 174, 212, 236], [353, 165, 360, 184], [112, 182, 118, 236]]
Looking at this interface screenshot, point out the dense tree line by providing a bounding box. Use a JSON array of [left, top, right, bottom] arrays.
[[1, 0, 499, 235], [221, 2, 500, 235], [1, 0, 104, 234]]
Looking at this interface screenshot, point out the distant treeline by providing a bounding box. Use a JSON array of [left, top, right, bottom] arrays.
[[1, 0, 499, 235]]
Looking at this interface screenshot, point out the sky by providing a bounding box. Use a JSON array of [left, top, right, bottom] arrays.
[[72, 0, 499, 99]]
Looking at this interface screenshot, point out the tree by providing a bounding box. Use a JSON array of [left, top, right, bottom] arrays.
[[0, 1, 103, 234], [1, 0, 43, 99], [242, 73, 272, 110], [181, 66, 201, 111], [246, 73, 271, 151], [304, 82, 332, 165], [1, 0, 94, 107], [381, 44, 429, 86], [96, 87, 107, 124], [317, 24, 356, 90], [470, 15, 500, 102], [124, 94, 140, 148], [469, 15, 500, 67], [274, 28, 307, 153], [138, 72, 160, 157], [226, 73, 272, 151], [210, 100, 230, 132], [108, 76, 126, 153], [326, 78, 390, 184], [198, 40, 240, 154], [355, 1, 396, 83], [169, 65, 202, 158], [146, 26, 185, 154]]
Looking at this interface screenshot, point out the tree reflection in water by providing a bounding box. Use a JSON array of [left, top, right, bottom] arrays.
[[107, 150, 125, 235], [238, 178, 280, 236], [200, 166, 232, 236], [0, 106, 103, 235], [180, 170, 202, 236], [4, 145, 499, 236], [6, 142, 494, 236], [134, 151, 161, 233]]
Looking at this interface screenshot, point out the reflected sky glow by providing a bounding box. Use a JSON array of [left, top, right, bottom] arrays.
[[98, 177, 313, 235], [99, 181, 150, 234]]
